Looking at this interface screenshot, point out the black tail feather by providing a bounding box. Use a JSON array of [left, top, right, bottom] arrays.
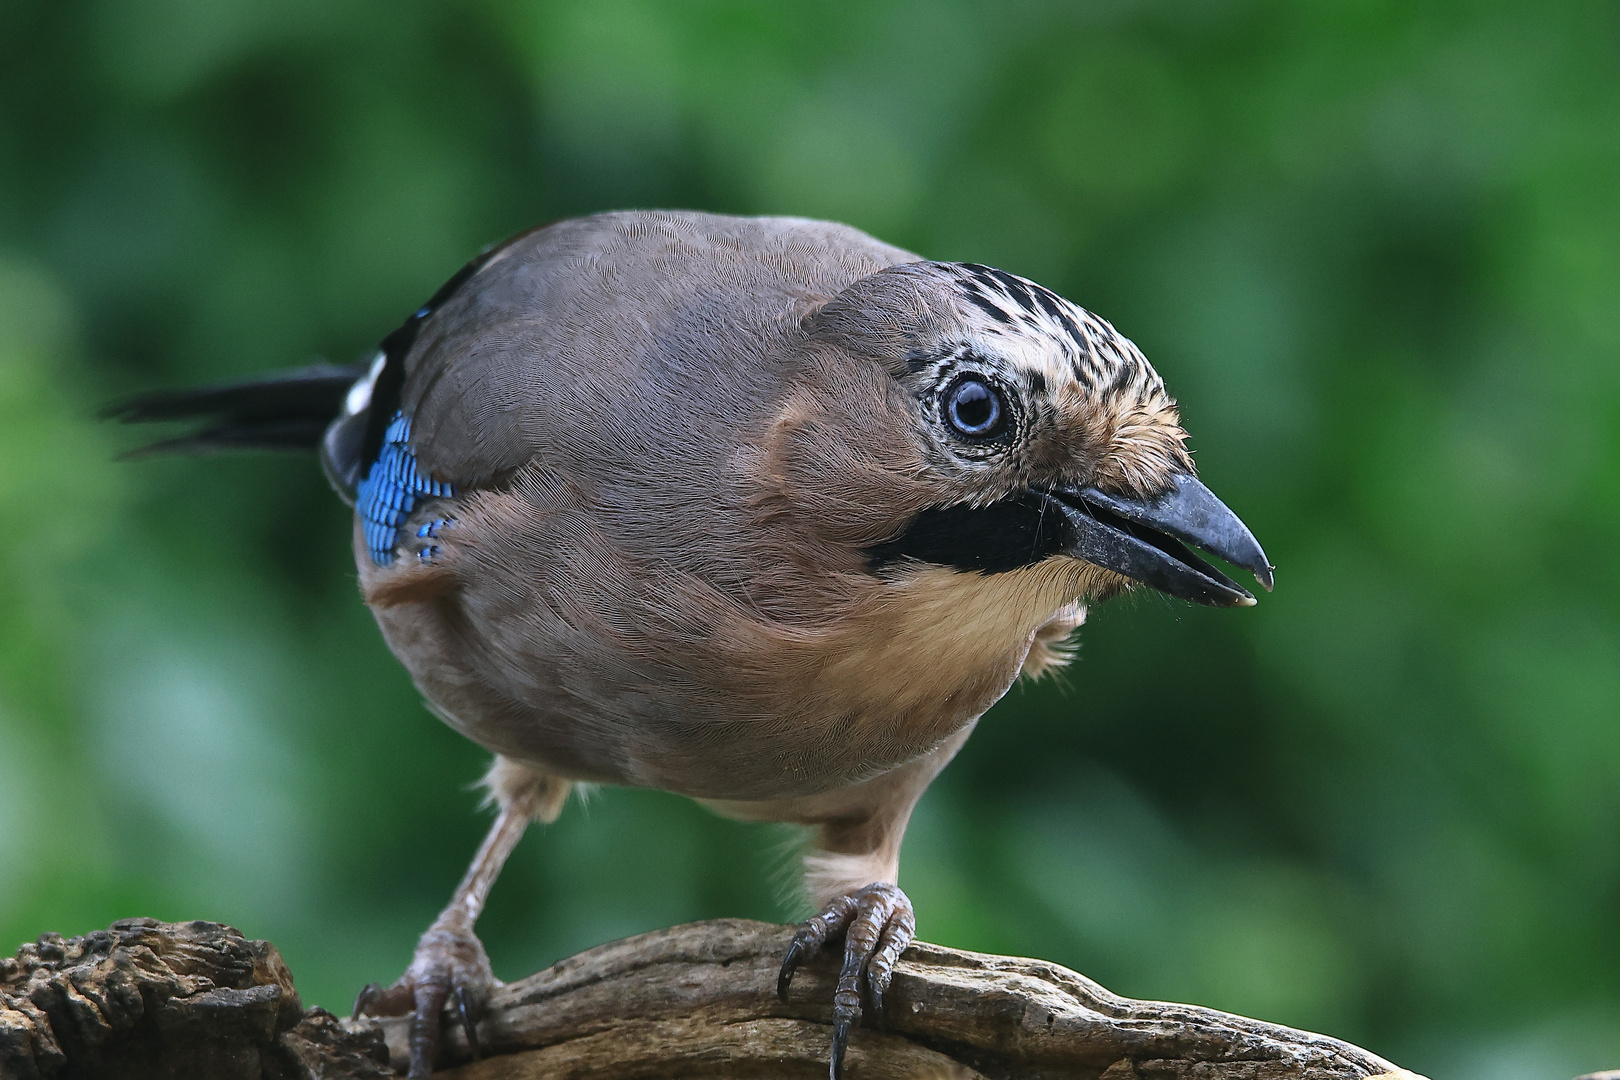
[[104, 363, 364, 455]]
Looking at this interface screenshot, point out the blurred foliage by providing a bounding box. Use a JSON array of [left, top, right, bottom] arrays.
[[2, 2, 1618, 1077]]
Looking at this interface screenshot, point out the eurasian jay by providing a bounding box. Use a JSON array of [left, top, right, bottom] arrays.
[[111, 210, 1273, 1079]]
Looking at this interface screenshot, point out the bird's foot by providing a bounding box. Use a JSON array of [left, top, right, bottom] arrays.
[[352, 916, 495, 1078], [777, 881, 915, 1080]]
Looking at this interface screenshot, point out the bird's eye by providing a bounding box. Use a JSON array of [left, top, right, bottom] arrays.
[[943, 377, 1008, 439]]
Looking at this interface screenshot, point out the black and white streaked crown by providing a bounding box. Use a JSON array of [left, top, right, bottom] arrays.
[[938, 263, 1164, 400]]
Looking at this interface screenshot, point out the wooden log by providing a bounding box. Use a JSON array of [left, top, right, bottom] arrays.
[[0, 918, 388, 1080], [2, 917, 1427, 1080]]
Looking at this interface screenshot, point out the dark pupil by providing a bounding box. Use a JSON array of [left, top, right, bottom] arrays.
[[948, 380, 1000, 436]]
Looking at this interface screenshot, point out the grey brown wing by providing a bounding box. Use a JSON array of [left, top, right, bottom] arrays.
[[327, 214, 691, 567], [335, 211, 917, 567], [397, 211, 920, 491], [320, 230, 539, 561]]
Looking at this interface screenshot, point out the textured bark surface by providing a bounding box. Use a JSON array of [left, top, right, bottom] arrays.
[[2, 917, 1427, 1080], [0, 917, 390, 1080]]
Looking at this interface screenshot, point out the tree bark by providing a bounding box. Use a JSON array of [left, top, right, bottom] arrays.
[[2, 917, 1425, 1080]]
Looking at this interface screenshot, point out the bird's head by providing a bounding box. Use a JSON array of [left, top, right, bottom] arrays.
[[776, 260, 1273, 609]]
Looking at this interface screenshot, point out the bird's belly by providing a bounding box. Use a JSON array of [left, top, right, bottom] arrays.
[[430, 679, 1008, 803], [371, 602, 1028, 801], [366, 541, 1081, 802]]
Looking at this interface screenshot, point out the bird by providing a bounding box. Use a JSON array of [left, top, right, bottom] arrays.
[[107, 210, 1273, 1079]]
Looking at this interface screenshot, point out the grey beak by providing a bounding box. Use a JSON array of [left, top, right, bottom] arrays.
[[1044, 472, 1274, 608]]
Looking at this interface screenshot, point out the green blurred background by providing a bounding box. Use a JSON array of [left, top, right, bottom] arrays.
[[2, 2, 1618, 1076]]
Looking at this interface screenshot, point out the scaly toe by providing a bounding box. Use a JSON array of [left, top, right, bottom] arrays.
[[866, 896, 915, 1021], [778, 892, 860, 998], [409, 981, 451, 1078]]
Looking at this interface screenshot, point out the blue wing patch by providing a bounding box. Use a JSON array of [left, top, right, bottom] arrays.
[[355, 411, 455, 566]]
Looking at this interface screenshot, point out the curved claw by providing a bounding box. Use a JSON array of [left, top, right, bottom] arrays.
[[830, 1015, 852, 1080], [777, 939, 806, 1000], [351, 980, 411, 1021], [868, 969, 891, 1025], [351, 982, 381, 1022], [454, 985, 481, 1060]]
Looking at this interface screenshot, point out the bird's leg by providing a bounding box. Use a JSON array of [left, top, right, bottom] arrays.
[[771, 726, 972, 1080], [352, 806, 519, 1075], [354, 758, 570, 1079]]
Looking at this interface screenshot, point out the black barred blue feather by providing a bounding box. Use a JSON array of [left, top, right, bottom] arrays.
[[355, 411, 455, 565]]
